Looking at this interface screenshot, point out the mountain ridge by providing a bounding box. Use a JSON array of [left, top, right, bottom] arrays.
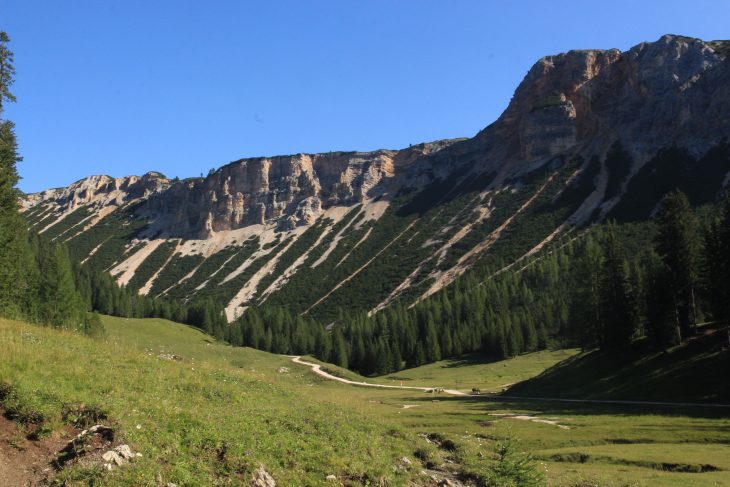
[[21, 34, 730, 321]]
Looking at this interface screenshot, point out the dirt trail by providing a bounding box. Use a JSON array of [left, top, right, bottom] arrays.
[[290, 356, 467, 396]]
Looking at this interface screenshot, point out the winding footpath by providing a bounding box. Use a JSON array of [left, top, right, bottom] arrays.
[[290, 356, 730, 408], [290, 356, 467, 396]]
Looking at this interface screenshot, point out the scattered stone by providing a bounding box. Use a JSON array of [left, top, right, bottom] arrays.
[[252, 465, 276, 487], [325, 474, 337, 481], [277, 367, 289, 373], [56, 424, 115, 467], [102, 450, 124, 467], [101, 444, 140, 470], [115, 444, 135, 460], [399, 456, 412, 466], [158, 353, 183, 361]]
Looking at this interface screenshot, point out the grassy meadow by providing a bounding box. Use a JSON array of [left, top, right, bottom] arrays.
[[1, 316, 729, 486]]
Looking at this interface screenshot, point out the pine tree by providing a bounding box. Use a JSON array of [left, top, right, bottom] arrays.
[[569, 234, 603, 350], [599, 225, 638, 349], [704, 192, 730, 322], [654, 191, 699, 339], [330, 325, 349, 369], [0, 32, 35, 319], [35, 242, 85, 329], [644, 252, 679, 347]]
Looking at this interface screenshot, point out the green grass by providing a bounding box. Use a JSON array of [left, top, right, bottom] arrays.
[[3, 316, 730, 486], [376, 350, 579, 392], [508, 331, 730, 403], [0, 316, 421, 485]]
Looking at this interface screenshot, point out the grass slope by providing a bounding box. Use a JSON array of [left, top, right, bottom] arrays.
[[3, 316, 730, 486], [508, 328, 730, 403], [0, 316, 418, 485]]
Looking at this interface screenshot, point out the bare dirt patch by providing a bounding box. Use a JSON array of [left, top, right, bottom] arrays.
[[0, 412, 77, 486]]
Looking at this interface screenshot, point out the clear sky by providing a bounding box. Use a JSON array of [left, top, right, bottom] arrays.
[[2, 0, 729, 193]]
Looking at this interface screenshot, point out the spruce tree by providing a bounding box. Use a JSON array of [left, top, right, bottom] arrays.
[[654, 191, 699, 339], [598, 225, 638, 349], [644, 252, 680, 347], [35, 242, 85, 329], [704, 192, 730, 321], [569, 234, 603, 350], [0, 32, 35, 319], [330, 325, 349, 369]]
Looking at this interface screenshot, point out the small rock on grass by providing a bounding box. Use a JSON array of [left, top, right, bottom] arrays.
[[252, 465, 276, 487]]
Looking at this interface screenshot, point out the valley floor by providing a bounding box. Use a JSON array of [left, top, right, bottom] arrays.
[[1, 316, 729, 486]]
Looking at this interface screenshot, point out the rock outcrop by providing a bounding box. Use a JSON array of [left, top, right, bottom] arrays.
[[471, 35, 730, 176], [139, 142, 457, 237], [21, 172, 169, 213]]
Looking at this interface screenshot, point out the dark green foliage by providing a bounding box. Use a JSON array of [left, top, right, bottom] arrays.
[[603, 142, 633, 201], [125, 240, 178, 292], [148, 254, 205, 297], [0, 119, 35, 318], [163, 243, 248, 300], [33, 237, 86, 329], [0, 32, 16, 112], [654, 191, 699, 339], [39, 206, 93, 242], [66, 203, 149, 270], [609, 144, 730, 222], [253, 217, 331, 302], [483, 436, 545, 487], [569, 234, 603, 349], [644, 253, 679, 348], [330, 325, 349, 369], [703, 191, 730, 322], [598, 225, 638, 349]]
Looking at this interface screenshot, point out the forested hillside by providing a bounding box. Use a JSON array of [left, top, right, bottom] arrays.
[[10, 34, 730, 376]]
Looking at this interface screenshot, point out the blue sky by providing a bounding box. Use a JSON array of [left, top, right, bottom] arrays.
[[2, 0, 729, 193]]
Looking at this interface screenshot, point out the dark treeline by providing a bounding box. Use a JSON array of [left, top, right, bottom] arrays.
[[228, 190, 730, 376]]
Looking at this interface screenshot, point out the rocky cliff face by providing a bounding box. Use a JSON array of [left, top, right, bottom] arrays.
[[21, 35, 730, 320], [139, 146, 445, 237], [28, 36, 730, 237], [21, 172, 169, 213], [473, 35, 730, 171]]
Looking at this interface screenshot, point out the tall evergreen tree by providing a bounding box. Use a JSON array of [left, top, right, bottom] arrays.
[[569, 234, 604, 349], [35, 241, 85, 329], [0, 32, 35, 319], [599, 225, 638, 349], [644, 252, 680, 347], [654, 191, 699, 339], [704, 191, 730, 322], [330, 325, 349, 369]]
